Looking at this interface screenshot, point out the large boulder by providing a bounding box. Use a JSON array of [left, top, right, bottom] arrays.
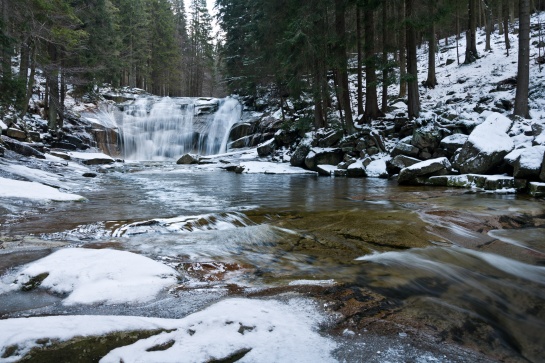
[[411, 127, 443, 152], [290, 140, 312, 167], [6, 128, 27, 141], [228, 123, 254, 142], [1, 135, 45, 159], [176, 153, 199, 164], [453, 113, 514, 174], [304, 148, 343, 171], [511, 146, 545, 180], [386, 155, 421, 175], [391, 139, 419, 158], [317, 129, 344, 148], [440, 133, 468, 156], [398, 157, 452, 185], [257, 138, 276, 157], [346, 159, 367, 178]]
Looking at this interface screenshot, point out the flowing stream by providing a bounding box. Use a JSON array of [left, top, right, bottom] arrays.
[[1, 99, 545, 361]]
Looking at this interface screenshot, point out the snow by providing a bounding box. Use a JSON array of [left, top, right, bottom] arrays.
[[366, 159, 388, 178], [0, 177, 86, 202], [518, 146, 545, 169], [317, 164, 337, 174], [240, 161, 317, 174], [467, 113, 514, 154], [0, 163, 73, 189], [440, 133, 468, 146], [2, 248, 179, 305], [288, 279, 336, 286], [0, 315, 182, 363], [101, 298, 336, 363], [68, 151, 115, 161], [405, 157, 450, 171], [0, 120, 7, 130]]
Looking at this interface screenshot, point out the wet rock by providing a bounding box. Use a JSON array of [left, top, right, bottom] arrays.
[[1, 135, 45, 159], [316, 164, 336, 176], [304, 148, 343, 171], [176, 153, 200, 164], [386, 155, 421, 175], [229, 136, 252, 149], [440, 134, 468, 156], [290, 141, 312, 167], [512, 146, 545, 180], [82, 172, 97, 178], [529, 182, 545, 197], [28, 131, 41, 142], [82, 156, 115, 165], [398, 157, 452, 185], [429, 174, 525, 191], [62, 135, 84, 149], [52, 141, 77, 150], [228, 123, 254, 142], [453, 113, 514, 174], [6, 128, 26, 141], [50, 151, 71, 160], [0, 145, 4, 157], [257, 138, 276, 157], [334, 169, 347, 177]]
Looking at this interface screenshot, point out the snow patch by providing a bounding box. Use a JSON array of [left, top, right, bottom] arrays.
[[0, 177, 85, 202]]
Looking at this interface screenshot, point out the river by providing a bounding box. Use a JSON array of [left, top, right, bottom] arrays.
[[1, 161, 544, 362]]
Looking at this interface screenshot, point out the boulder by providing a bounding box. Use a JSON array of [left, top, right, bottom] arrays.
[[411, 127, 443, 152], [398, 157, 452, 185], [429, 174, 526, 191], [290, 141, 312, 167], [257, 138, 276, 157], [318, 129, 344, 148], [228, 123, 254, 142], [304, 148, 343, 171], [229, 136, 252, 149], [346, 159, 367, 178], [440, 134, 468, 156], [386, 155, 421, 175], [511, 146, 545, 180], [453, 113, 514, 174], [176, 153, 200, 164], [0, 145, 4, 157], [274, 129, 299, 146], [1, 135, 45, 159], [6, 128, 27, 141], [391, 141, 419, 158], [529, 182, 545, 197]]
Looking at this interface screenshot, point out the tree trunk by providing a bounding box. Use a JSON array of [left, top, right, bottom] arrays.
[[381, 1, 388, 113], [464, 0, 479, 63], [356, 5, 364, 115], [406, 0, 420, 119], [398, 0, 407, 98], [498, 0, 504, 35], [424, 2, 438, 89], [503, 0, 511, 56], [484, 0, 493, 51], [514, 0, 531, 118], [456, 5, 461, 65], [20, 43, 36, 119], [334, 0, 355, 134], [364, 0, 382, 121]]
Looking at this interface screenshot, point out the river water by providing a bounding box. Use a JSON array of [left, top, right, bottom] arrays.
[[1, 162, 544, 361]]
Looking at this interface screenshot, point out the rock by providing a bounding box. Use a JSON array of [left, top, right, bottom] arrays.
[[440, 134, 468, 156], [0, 145, 4, 157], [50, 151, 71, 160], [257, 138, 276, 157], [235, 165, 245, 174], [229, 136, 252, 149], [347, 159, 367, 178], [529, 182, 545, 197], [28, 131, 41, 142], [318, 129, 344, 148], [52, 141, 78, 150], [63, 135, 84, 149], [1, 135, 45, 159], [82, 172, 97, 178], [429, 174, 525, 191], [290, 141, 312, 167], [228, 123, 254, 142], [541, 153, 545, 182], [176, 153, 199, 164], [82, 157, 115, 165], [304, 148, 344, 171], [453, 113, 514, 174], [316, 164, 336, 176], [391, 141, 419, 158], [6, 128, 27, 141], [334, 169, 347, 177], [398, 157, 452, 185], [386, 155, 421, 175], [411, 127, 443, 152], [511, 146, 545, 180], [494, 99, 513, 111]]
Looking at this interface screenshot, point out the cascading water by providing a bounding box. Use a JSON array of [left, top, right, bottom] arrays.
[[116, 97, 242, 161]]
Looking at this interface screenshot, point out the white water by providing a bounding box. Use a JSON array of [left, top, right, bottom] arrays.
[[117, 97, 242, 161]]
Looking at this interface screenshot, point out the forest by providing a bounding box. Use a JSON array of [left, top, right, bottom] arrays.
[[0, 0, 543, 134]]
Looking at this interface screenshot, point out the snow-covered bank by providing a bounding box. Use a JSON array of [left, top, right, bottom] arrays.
[[0, 177, 86, 202], [0, 298, 335, 363]]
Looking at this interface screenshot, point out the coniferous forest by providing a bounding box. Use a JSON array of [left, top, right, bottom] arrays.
[[1, 0, 543, 133]]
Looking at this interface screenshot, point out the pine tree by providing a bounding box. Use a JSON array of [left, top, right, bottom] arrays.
[[514, 0, 530, 118]]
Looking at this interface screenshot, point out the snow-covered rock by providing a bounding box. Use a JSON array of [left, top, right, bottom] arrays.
[[453, 113, 514, 174], [440, 134, 469, 155], [512, 146, 545, 179], [0, 177, 86, 202], [3, 248, 179, 306], [398, 157, 452, 185], [257, 138, 276, 157], [304, 148, 343, 171], [176, 153, 200, 164]]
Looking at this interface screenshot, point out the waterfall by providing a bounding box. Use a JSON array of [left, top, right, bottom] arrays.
[[116, 97, 242, 161]]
